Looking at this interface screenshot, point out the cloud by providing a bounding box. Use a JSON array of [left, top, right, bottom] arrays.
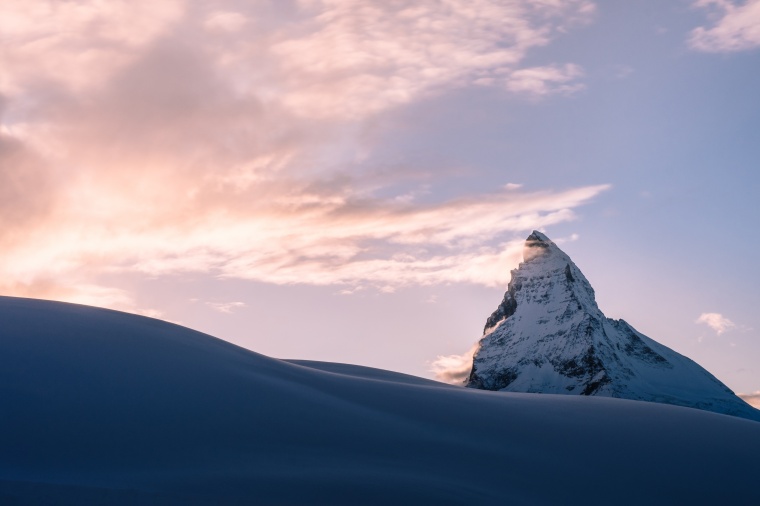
[[689, 0, 760, 52], [203, 11, 248, 32], [206, 301, 246, 314], [431, 342, 479, 385], [0, 0, 604, 310], [695, 312, 736, 335], [502, 63, 586, 96], [272, 0, 595, 118], [0, 0, 184, 94], [738, 391, 760, 409], [554, 233, 580, 244], [0, 132, 57, 229], [0, 182, 609, 300]]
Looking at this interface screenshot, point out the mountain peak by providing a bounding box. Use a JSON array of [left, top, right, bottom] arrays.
[[526, 230, 550, 242], [467, 231, 760, 422], [482, 231, 598, 335], [522, 230, 575, 267], [524, 230, 555, 262]]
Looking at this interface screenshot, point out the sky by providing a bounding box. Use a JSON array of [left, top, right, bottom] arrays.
[[1, 0, 759, 403]]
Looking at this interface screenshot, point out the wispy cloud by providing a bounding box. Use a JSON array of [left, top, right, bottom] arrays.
[[0, 0, 603, 311], [206, 301, 246, 314], [431, 342, 478, 385], [273, 0, 595, 118], [696, 312, 736, 335], [503, 63, 586, 96], [689, 0, 760, 52], [0, 182, 609, 296]]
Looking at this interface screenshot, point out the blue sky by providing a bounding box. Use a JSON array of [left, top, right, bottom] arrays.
[[1, 0, 758, 399]]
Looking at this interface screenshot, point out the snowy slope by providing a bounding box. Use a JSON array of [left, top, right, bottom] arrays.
[[467, 231, 760, 422], [1, 296, 759, 505]]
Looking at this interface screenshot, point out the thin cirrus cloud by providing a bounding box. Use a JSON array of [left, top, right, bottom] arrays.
[[689, 0, 760, 52], [0, 181, 610, 300], [0, 0, 605, 313], [501, 64, 585, 96], [206, 301, 247, 314]]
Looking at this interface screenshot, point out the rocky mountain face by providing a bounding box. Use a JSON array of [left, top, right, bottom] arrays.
[[466, 231, 760, 421]]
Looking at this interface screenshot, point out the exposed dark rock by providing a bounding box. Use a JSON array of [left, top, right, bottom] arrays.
[[483, 285, 517, 334], [564, 264, 575, 283], [468, 367, 517, 391], [616, 321, 670, 367]]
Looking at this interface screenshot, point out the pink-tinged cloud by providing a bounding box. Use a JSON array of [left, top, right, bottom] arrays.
[[739, 391, 760, 409], [696, 312, 736, 335], [272, 0, 595, 117], [0, 181, 609, 295], [0, 0, 603, 311], [431, 342, 478, 384], [689, 0, 760, 52], [206, 301, 246, 314], [0, 0, 184, 94], [203, 11, 248, 32]]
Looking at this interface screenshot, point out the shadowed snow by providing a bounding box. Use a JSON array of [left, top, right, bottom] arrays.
[[0, 296, 758, 505]]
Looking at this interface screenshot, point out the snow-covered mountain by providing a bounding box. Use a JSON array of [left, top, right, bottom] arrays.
[[2, 296, 759, 504], [467, 231, 760, 421]]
